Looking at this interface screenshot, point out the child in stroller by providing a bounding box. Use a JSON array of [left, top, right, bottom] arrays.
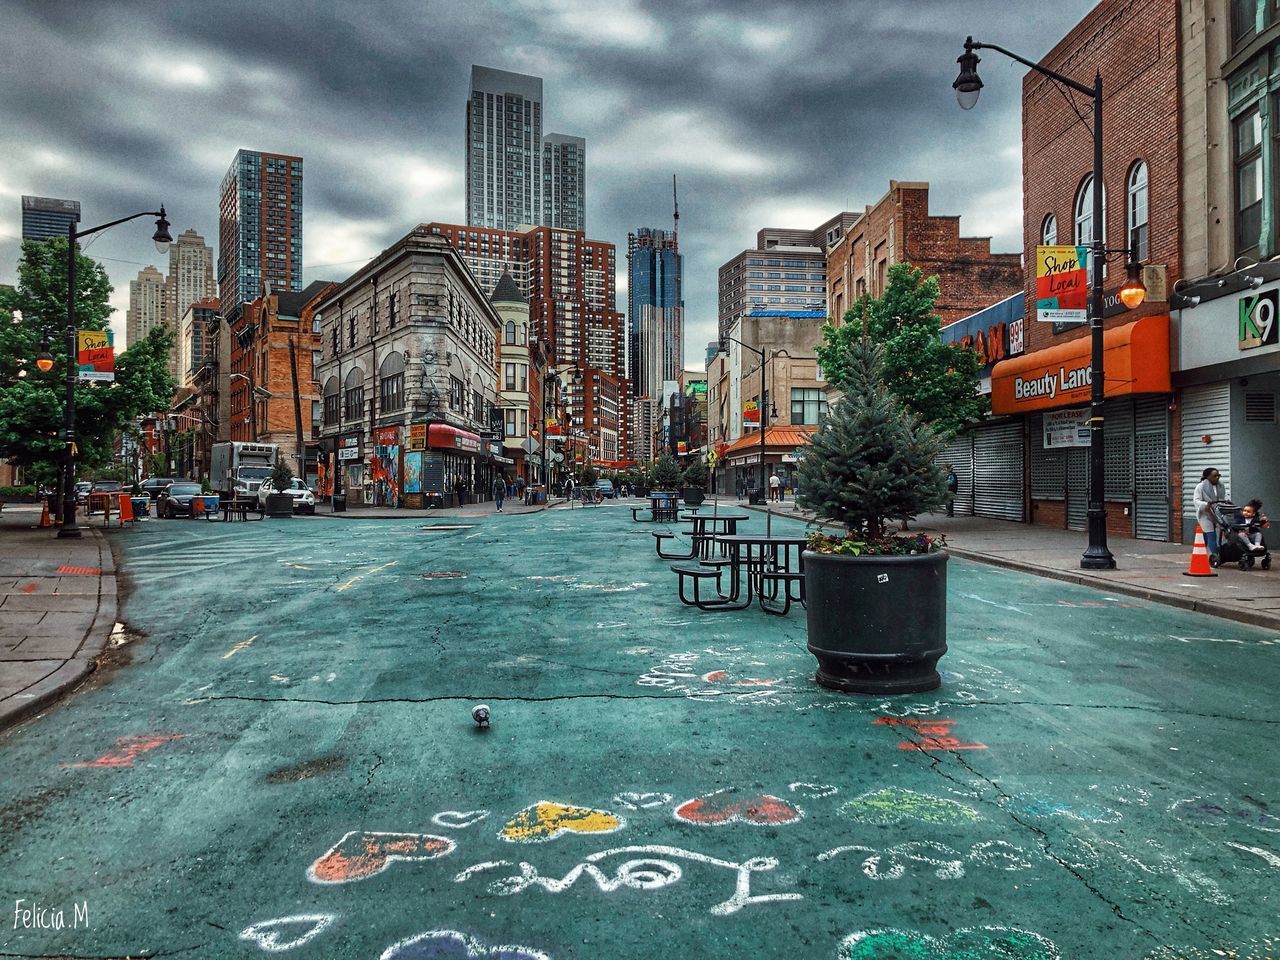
[[1209, 499, 1272, 570]]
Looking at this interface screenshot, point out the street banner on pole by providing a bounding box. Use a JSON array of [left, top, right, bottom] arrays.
[[77, 329, 114, 382], [742, 400, 760, 428], [1035, 245, 1089, 324]]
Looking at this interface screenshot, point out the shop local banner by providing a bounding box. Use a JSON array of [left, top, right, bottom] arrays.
[[1036, 246, 1089, 324], [77, 329, 114, 382], [1043, 407, 1090, 448]]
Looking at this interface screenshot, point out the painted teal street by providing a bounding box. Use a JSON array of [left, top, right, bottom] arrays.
[[0, 503, 1276, 959]]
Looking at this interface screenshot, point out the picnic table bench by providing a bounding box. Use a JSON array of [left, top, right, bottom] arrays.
[[213, 497, 264, 521]]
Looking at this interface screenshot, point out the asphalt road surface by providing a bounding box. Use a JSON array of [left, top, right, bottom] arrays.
[[0, 504, 1276, 959]]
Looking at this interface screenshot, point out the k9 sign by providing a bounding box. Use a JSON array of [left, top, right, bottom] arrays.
[[1240, 289, 1279, 351]]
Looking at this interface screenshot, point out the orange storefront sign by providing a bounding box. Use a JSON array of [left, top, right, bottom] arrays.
[[990, 315, 1171, 415]]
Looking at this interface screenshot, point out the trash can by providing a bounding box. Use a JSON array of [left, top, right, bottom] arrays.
[[332, 495, 347, 513], [748, 488, 767, 505]]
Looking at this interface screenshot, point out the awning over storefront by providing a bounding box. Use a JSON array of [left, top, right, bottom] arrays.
[[722, 425, 817, 463], [427, 424, 482, 452], [990, 314, 1171, 415]]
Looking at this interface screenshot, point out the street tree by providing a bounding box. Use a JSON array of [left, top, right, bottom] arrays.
[[0, 238, 176, 483], [652, 454, 682, 491], [815, 262, 985, 438]]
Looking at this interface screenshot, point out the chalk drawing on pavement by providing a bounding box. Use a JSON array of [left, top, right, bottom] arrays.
[[637, 651, 794, 705], [431, 810, 490, 829], [307, 831, 456, 884], [674, 788, 802, 826], [788, 782, 838, 799], [223, 635, 258, 659], [239, 914, 335, 953], [838, 926, 1060, 959], [817, 840, 1032, 880], [1226, 841, 1280, 869], [379, 929, 551, 960], [454, 844, 801, 916], [873, 716, 987, 751], [1143, 937, 1279, 959], [61, 733, 184, 769], [999, 793, 1122, 824], [842, 787, 982, 826], [1092, 837, 1231, 906], [613, 792, 673, 810], [1171, 795, 1280, 833], [499, 802, 625, 843]]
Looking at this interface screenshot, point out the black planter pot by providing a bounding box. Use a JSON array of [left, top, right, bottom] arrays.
[[682, 487, 706, 506], [803, 549, 948, 695], [265, 493, 295, 518]]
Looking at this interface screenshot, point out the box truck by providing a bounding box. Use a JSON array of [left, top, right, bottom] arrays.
[[209, 442, 278, 501]]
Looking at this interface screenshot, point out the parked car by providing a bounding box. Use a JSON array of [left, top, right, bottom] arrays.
[[256, 477, 316, 514], [84, 479, 123, 514], [74, 481, 92, 504], [140, 477, 177, 502], [157, 482, 206, 519], [593, 479, 617, 499]]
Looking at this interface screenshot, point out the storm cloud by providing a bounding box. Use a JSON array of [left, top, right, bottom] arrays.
[[0, 0, 1094, 364]]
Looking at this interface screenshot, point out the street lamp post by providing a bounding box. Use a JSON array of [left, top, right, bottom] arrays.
[[720, 334, 779, 502], [57, 206, 171, 538], [953, 38, 1145, 570], [229, 372, 258, 440]]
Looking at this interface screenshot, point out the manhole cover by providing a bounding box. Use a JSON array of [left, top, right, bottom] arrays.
[[421, 571, 468, 580]]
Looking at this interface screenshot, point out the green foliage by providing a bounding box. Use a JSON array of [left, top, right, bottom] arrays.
[[815, 262, 986, 438], [682, 456, 708, 488], [0, 239, 176, 475], [269, 458, 294, 492], [651, 454, 682, 490], [0, 485, 38, 498], [581, 466, 598, 486], [797, 335, 947, 539], [807, 530, 946, 556]]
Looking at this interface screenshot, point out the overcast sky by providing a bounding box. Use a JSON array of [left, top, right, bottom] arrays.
[[0, 0, 1096, 369]]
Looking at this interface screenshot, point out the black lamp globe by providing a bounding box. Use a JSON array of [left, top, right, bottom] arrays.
[[954, 38, 983, 110]]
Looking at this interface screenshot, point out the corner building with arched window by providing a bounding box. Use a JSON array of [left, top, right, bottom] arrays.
[[1003, 0, 1182, 540]]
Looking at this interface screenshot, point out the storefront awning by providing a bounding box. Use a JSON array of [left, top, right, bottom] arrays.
[[722, 425, 816, 462], [428, 424, 482, 452], [990, 314, 1171, 415]]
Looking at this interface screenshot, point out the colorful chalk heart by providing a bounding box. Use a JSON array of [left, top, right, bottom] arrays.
[[1171, 795, 1280, 833], [380, 929, 550, 960], [239, 914, 334, 952], [843, 788, 980, 826], [308, 831, 455, 884], [674, 789, 802, 826], [839, 926, 1059, 959], [500, 802, 624, 843]]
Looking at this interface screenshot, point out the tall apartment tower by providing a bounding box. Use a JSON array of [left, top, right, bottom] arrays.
[[218, 149, 303, 325], [127, 265, 168, 347], [466, 66, 544, 230], [166, 228, 216, 375], [543, 134, 586, 231], [21, 195, 80, 241], [626, 227, 683, 400]]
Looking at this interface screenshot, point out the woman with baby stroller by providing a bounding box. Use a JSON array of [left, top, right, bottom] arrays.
[[1207, 498, 1272, 571]]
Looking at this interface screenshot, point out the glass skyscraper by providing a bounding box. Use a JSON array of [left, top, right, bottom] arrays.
[[21, 195, 80, 241], [627, 227, 683, 400], [466, 67, 544, 231]]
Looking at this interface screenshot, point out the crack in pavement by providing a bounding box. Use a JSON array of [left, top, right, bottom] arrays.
[[365, 750, 385, 786], [183, 692, 711, 706], [425, 614, 453, 656], [0, 945, 205, 959]]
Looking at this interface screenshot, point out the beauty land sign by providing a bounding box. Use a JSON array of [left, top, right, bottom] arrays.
[[1035, 246, 1089, 324]]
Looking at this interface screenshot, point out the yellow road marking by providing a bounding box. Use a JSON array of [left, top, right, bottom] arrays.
[[335, 560, 399, 592], [223, 635, 258, 659]]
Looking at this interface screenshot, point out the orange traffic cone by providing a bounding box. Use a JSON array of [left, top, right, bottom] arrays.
[[1182, 525, 1218, 577], [38, 497, 51, 528], [118, 493, 134, 526]]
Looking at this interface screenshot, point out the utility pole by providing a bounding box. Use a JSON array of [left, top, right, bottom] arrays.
[[289, 335, 305, 485]]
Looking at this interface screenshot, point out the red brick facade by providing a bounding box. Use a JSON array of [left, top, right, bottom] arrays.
[[827, 181, 1022, 327], [1021, 0, 1181, 354]]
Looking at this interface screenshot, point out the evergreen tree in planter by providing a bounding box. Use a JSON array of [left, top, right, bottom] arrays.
[[265, 459, 296, 518], [652, 454, 682, 492], [797, 335, 950, 694], [681, 457, 707, 504]]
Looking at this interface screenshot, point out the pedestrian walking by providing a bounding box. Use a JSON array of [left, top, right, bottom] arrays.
[[1193, 467, 1226, 556], [565, 476, 575, 502], [516, 475, 526, 503], [945, 464, 958, 517], [453, 475, 467, 507], [493, 475, 506, 512], [769, 472, 782, 503], [736, 479, 744, 501]]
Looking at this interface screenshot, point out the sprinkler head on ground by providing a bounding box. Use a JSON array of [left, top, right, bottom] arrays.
[[471, 704, 490, 729]]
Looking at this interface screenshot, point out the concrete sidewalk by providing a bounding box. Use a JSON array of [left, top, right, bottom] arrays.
[[745, 498, 1280, 630], [310, 495, 566, 519], [0, 505, 118, 731]]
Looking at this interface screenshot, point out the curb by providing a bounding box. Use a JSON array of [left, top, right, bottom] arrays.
[[0, 658, 96, 733]]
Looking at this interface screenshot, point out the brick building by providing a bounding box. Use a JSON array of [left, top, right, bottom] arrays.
[[987, 0, 1181, 541], [228, 280, 333, 483], [826, 181, 1021, 328], [425, 222, 629, 464]]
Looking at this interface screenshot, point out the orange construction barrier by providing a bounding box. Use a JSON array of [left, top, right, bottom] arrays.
[[38, 497, 51, 528], [1182, 524, 1218, 577], [117, 493, 135, 526]]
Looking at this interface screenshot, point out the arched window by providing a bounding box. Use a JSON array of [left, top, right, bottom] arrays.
[[519, 323, 527, 346], [504, 321, 516, 345], [1041, 213, 1057, 246], [1075, 175, 1106, 279], [379, 353, 405, 413], [322, 377, 339, 426], [343, 366, 365, 422], [1127, 161, 1149, 262]]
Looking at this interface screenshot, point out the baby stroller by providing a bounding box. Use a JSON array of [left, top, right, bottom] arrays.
[[1208, 501, 1271, 570]]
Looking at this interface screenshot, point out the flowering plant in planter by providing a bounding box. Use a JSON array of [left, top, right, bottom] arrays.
[[807, 531, 946, 556]]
